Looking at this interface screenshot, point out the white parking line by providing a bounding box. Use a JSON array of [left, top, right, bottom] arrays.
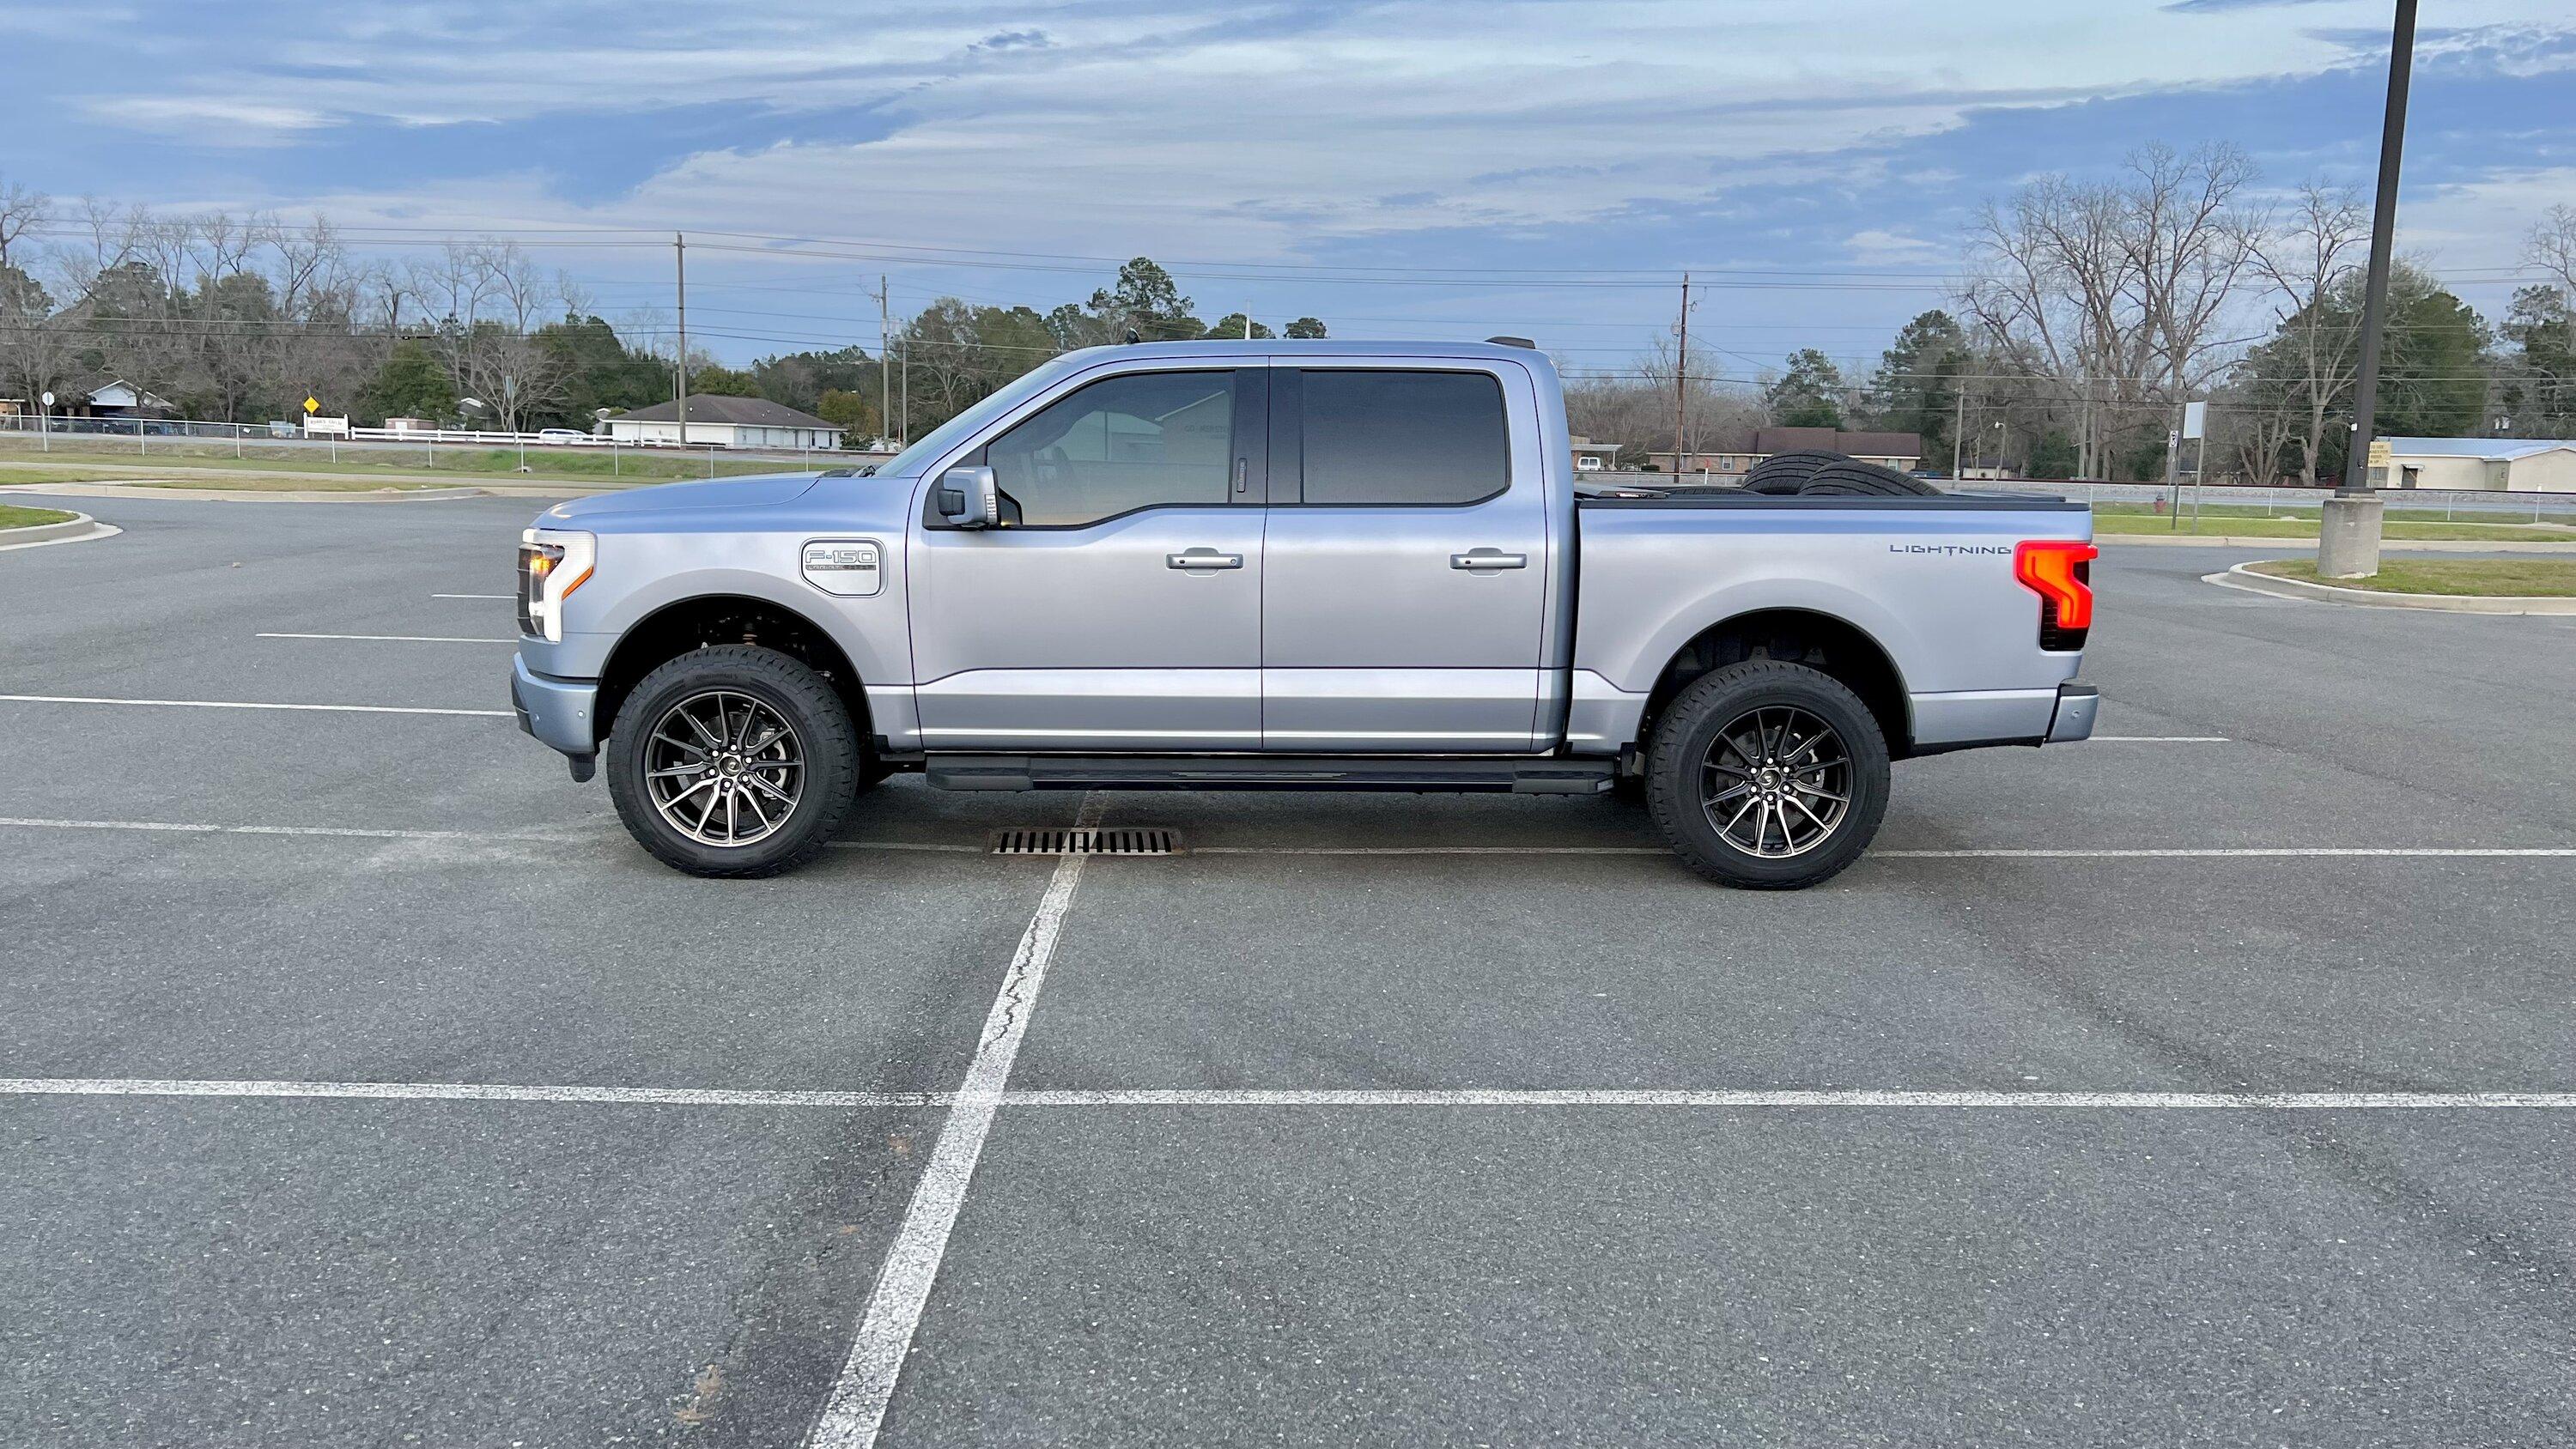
[[2090, 736, 2231, 742], [258, 632, 514, 645], [430, 592, 513, 599], [0, 694, 510, 717], [805, 791, 1106, 1449], [0, 815, 586, 842], [0, 1077, 943, 1107], [2, 816, 2570, 860], [1005, 1088, 2576, 1109], [7, 1081, 2568, 1111], [1191, 845, 2576, 858]]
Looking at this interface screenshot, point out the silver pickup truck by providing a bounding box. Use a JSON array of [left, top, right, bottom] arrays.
[[511, 339, 2097, 888]]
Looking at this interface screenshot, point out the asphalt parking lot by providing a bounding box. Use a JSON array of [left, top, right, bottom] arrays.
[[4, 493, 2573, 1448]]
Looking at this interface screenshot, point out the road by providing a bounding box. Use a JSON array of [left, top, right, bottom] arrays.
[[3, 495, 2571, 1447]]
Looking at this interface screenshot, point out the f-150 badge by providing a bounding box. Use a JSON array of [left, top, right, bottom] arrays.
[[800, 539, 884, 597]]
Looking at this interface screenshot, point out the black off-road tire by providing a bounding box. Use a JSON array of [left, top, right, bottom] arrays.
[[1645, 659, 1891, 889], [1739, 449, 1845, 494], [606, 645, 860, 878], [1743, 451, 1941, 498]]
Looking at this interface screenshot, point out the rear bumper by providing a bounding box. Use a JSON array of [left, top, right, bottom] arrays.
[[2045, 682, 2099, 743], [511, 653, 598, 757]]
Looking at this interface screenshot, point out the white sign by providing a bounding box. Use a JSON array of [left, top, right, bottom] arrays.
[[2181, 401, 2207, 440], [39, 390, 54, 408]]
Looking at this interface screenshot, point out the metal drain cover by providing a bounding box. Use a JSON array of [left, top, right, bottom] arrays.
[[990, 827, 1182, 857]]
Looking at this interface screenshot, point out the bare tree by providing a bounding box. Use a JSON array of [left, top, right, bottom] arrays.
[[2248, 182, 2369, 483], [416, 241, 575, 430], [1962, 144, 2263, 478], [2529, 203, 2576, 300], [0, 177, 56, 411]]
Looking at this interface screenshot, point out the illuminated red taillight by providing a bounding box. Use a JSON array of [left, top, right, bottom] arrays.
[[2014, 539, 2098, 647]]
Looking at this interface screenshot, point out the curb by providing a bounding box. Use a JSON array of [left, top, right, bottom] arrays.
[[0, 511, 121, 551], [0, 481, 489, 504], [2105, 532, 2576, 553], [2210, 561, 2576, 615]]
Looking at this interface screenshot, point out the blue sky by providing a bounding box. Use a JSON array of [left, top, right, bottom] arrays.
[[6, 0, 2573, 372]]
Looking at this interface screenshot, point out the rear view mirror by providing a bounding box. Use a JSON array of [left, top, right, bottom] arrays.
[[938, 465, 999, 529]]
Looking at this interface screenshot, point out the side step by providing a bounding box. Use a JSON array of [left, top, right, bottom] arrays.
[[926, 754, 1614, 795]]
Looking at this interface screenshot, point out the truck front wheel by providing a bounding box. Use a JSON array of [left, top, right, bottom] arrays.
[[605, 645, 861, 877], [1645, 660, 1889, 889]]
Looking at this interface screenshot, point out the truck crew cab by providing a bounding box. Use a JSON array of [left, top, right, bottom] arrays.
[[512, 340, 2098, 888]]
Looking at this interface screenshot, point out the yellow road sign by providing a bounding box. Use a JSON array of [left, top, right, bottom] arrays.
[[2366, 438, 2392, 468], [303, 396, 320, 415]]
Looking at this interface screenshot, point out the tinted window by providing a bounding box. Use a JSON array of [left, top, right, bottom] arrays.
[[1298, 370, 1508, 506], [986, 370, 1235, 526]]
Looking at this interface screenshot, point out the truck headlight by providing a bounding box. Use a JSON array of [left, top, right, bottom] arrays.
[[517, 528, 595, 642]]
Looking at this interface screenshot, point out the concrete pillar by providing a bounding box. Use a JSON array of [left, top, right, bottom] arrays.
[[2318, 493, 2385, 579]]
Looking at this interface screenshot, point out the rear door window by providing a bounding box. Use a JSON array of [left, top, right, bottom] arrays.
[[1291, 369, 1509, 506]]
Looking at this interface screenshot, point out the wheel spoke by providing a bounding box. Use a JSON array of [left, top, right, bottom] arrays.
[[743, 773, 794, 805], [650, 730, 708, 758]]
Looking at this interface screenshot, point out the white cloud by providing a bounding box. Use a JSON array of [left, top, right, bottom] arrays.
[[1845, 229, 1950, 265]]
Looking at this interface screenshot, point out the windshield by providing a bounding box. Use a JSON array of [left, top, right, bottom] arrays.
[[872, 355, 1090, 478]]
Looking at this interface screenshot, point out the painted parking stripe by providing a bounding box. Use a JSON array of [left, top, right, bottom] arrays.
[[0, 694, 510, 717], [2089, 735, 2231, 742], [0, 817, 2568, 860], [430, 592, 513, 599], [805, 792, 1106, 1449], [1189, 845, 2576, 858], [1005, 1088, 2576, 1109], [0, 1077, 944, 1107], [258, 632, 515, 644], [6, 1079, 2567, 1112]]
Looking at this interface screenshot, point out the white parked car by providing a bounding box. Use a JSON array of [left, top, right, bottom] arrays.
[[536, 428, 590, 445]]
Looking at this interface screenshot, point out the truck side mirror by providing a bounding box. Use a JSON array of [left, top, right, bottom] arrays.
[[938, 465, 999, 529]]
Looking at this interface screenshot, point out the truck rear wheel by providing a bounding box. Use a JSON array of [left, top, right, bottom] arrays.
[[1645, 660, 1889, 889], [606, 645, 860, 877]]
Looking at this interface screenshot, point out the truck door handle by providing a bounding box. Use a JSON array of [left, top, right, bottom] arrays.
[[1167, 549, 1244, 571], [1451, 549, 1528, 571]]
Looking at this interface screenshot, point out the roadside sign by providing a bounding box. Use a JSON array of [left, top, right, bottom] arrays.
[[39, 390, 54, 408], [2181, 400, 2206, 440], [2367, 438, 2392, 468], [303, 396, 320, 415]]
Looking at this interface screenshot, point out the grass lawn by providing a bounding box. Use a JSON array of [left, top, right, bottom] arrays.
[[2093, 511, 2576, 542], [2249, 558, 2576, 597], [0, 442, 809, 485], [0, 503, 76, 529], [133, 476, 466, 493]]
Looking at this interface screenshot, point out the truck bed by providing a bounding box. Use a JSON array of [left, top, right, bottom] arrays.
[[1564, 490, 2093, 755]]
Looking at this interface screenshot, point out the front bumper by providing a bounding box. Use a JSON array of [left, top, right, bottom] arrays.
[[2044, 682, 2099, 743], [511, 653, 598, 758]]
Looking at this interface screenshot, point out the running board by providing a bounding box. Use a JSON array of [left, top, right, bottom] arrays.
[[925, 755, 1615, 795]]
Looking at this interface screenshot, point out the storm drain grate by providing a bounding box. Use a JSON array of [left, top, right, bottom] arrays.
[[990, 827, 1182, 857]]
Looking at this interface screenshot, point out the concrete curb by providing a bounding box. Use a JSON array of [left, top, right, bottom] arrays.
[[0, 481, 489, 504], [2105, 532, 2576, 554], [2210, 561, 2576, 615], [0, 511, 121, 551]]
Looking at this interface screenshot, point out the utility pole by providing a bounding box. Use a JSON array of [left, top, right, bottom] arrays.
[[1243, 311, 1253, 340], [1952, 385, 1966, 479], [2324, 0, 2416, 578], [674, 233, 689, 449], [1672, 272, 1692, 472], [873, 275, 892, 451], [898, 342, 908, 446]]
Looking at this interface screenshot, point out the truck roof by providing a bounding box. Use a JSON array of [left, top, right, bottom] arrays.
[[1063, 338, 1552, 366]]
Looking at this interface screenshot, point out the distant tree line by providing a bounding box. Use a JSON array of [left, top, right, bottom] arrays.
[[7, 162, 2571, 478], [0, 186, 1326, 442], [1565, 149, 2576, 482]]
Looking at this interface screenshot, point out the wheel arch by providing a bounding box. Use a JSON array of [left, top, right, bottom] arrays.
[[1636, 608, 1911, 759], [594, 594, 872, 749]]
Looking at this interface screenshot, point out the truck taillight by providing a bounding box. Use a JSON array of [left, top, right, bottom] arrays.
[[2014, 540, 2097, 650]]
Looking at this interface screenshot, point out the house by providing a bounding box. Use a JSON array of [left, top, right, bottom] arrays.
[[606, 396, 845, 450], [1642, 426, 1923, 477], [1569, 434, 1621, 472], [2379, 437, 2576, 493], [63, 379, 177, 420]]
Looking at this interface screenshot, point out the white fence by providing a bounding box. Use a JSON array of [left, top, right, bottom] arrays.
[[0, 413, 895, 478]]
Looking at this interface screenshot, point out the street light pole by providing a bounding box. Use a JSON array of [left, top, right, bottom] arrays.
[[2322, 0, 2416, 576]]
